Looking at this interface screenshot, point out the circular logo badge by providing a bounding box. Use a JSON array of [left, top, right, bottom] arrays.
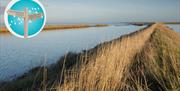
[[4, 0, 46, 38]]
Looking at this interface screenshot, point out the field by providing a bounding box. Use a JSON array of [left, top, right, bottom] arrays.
[[0, 23, 179, 91]]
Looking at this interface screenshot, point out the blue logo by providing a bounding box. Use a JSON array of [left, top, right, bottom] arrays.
[[4, 0, 46, 38]]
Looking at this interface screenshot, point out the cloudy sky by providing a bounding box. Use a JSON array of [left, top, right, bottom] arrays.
[[0, 0, 180, 24]]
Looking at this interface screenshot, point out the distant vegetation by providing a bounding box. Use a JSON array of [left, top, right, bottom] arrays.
[[43, 24, 109, 30], [0, 23, 179, 91], [43, 24, 90, 30], [0, 24, 109, 33]]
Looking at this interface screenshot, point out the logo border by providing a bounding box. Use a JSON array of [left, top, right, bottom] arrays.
[[4, 0, 47, 38]]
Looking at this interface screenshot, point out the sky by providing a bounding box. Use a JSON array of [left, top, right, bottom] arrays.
[[0, 0, 180, 24]]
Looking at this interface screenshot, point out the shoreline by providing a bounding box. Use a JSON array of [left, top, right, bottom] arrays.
[[1, 22, 179, 33], [0, 24, 109, 33]]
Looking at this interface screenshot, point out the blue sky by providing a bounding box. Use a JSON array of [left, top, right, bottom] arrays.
[[1, 0, 180, 24]]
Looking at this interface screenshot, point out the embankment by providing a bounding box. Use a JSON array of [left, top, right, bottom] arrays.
[[0, 23, 179, 91], [57, 23, 180, 91]]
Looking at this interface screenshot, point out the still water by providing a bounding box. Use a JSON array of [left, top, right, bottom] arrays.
[[0, 24, 179, 81]]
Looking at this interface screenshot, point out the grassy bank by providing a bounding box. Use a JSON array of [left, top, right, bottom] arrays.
[[0, 24, 109, 33], [0, 23, 179, 91], [57, 23, 180, 91]]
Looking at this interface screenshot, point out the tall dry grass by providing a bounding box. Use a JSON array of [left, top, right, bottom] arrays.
[[126, 25, 180, 91], [55, 23, 177, 91]]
